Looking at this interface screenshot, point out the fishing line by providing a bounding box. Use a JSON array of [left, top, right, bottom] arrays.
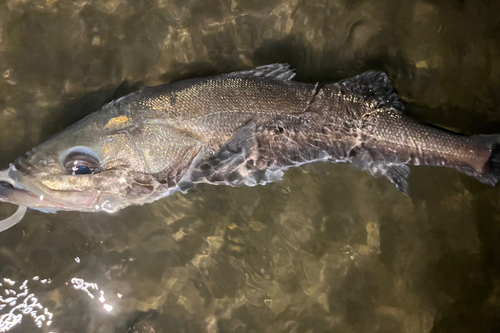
[[0, 168, 28, 231], [0, 205, 27, 232]]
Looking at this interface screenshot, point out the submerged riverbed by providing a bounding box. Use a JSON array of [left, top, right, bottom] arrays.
[[1, 0, 500, 332]]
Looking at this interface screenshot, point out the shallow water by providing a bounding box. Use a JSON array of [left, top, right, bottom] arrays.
[[1, 0, 500, 332]]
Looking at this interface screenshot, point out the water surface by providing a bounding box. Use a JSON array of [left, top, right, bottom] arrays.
[[1, 0, 500, 332]]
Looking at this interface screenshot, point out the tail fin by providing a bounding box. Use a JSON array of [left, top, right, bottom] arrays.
[[473, 135, 500, 186], [484, 141, 500, 183]]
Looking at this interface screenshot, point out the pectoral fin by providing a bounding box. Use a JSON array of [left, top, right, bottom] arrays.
[[180, 121, 259, 187], [207, 121, 257, 169]]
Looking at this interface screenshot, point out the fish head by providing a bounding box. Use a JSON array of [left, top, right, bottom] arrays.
[[0, 103, 182, 213]]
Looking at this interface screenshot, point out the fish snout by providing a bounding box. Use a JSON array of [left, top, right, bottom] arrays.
[[0, 167, 22, 203], [0, 168, 45, 208], [0, 167, 97, 212]]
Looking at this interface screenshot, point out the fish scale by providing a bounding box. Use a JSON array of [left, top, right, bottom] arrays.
[[0, 63, 499, 230]]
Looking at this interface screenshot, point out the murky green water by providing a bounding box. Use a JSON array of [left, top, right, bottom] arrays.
[[1, 0, 500, 332]]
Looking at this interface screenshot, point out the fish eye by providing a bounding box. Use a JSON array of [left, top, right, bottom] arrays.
[[61, 147, 101, 176], [67, 162, 94, 175]]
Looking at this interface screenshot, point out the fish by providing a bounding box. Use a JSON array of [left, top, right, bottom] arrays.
[[0, 63, 499, 230]]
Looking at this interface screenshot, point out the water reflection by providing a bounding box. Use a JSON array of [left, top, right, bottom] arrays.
[[0, 0, 500, 332], [70, 277, 115, 313], [0, 278, 53, 332]]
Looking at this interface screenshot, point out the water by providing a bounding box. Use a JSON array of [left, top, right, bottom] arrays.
[[1, 0, 500, 332]]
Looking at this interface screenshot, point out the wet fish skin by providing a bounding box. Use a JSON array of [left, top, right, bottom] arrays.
[[0, 63, 498, 214]]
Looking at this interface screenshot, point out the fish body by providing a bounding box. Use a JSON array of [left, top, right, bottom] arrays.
[[0, 64, 499, 218]]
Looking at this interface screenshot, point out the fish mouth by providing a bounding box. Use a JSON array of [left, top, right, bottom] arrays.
[[0, 166, 98, 212]]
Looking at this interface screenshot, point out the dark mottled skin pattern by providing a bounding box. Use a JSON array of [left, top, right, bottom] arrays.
[[111, 66, 498, 194], [2, 64, 498, 215]]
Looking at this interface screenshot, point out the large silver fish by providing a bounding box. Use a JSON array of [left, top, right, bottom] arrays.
[[0, 64, 499, 229]]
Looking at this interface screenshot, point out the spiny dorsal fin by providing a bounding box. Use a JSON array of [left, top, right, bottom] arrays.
[[226, 63, 296, 81], [338, 71, 404, 111]]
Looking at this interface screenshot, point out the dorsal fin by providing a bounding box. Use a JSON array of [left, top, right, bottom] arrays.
[[337, 71, 404, 111], [226, 63, 296, 81]]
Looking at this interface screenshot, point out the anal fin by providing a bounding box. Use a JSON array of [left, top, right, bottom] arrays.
[[350, 146, 410, 195]]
